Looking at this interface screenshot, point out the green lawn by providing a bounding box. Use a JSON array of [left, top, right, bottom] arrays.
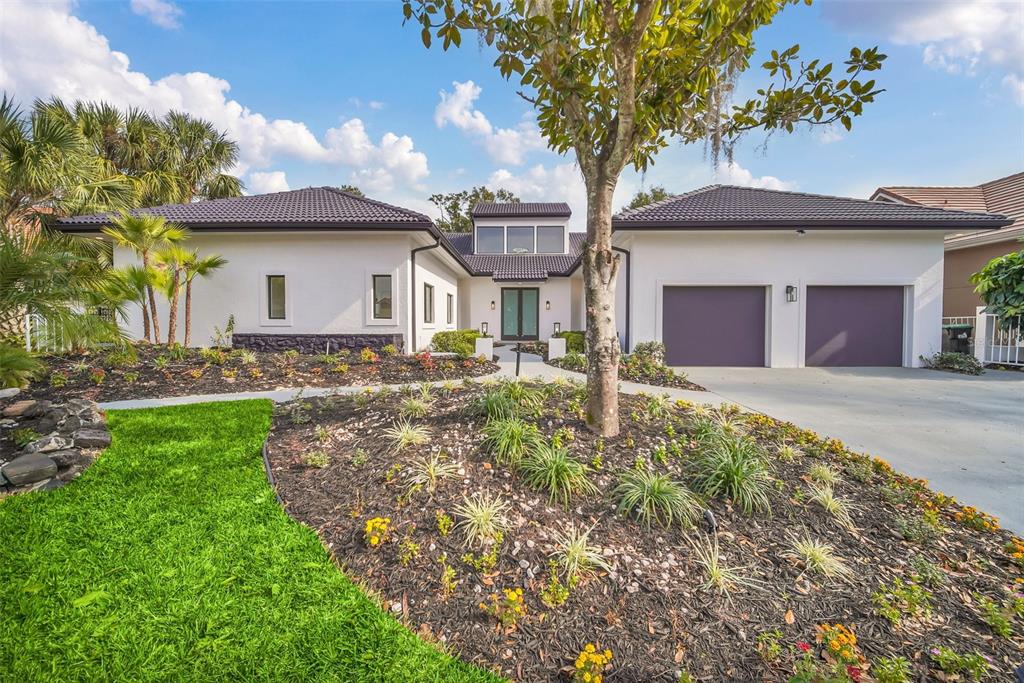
[[0, 400, 498, 682]]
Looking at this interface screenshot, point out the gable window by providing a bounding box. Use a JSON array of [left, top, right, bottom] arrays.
[[537, 225, 565, 253], [477, 226, 503, 254], [424, 283, 434, 324], [372, 274, 392, 320], [267, 275, 286, 320], [447, 293, 454, 325], [506, 226, 535, 253]]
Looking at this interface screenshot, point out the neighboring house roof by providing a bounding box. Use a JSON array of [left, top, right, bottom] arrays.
[[445, 231, 585, 281], [52, 186, 434, 231], [471, 202, 572, 218], [871, 172, 1024, 250], [612, 185, 1012, 230]]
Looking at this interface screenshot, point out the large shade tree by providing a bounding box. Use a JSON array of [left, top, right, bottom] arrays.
[[429, 185, 520, 232], [404, 0, 885, 435]]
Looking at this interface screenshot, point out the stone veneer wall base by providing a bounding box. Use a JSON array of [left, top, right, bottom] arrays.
[[232, 333, 404, 354]]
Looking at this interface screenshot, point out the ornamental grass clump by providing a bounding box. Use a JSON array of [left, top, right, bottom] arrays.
[[519, 441, 597, 507], [400, 396, 430, 419], [685, 533, 763, 599], [807, 463, 840, 487], [550, 523, 609, 582], [497, 379, 544, 414], [466, 390, 518, 421], [454, 492, 510, 547], [480, 417, 541, 467], [406, 452, 460, 493], [614, 470, 702, 528], [790, 536, 852, 580], [692, 435, 772, 515], [809, 484, 857, 529], [384, 418, 431, 452]]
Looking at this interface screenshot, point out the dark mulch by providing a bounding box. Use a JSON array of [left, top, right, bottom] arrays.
[[266, 382, 1023, 682], [545, 356, 704, 392], [23, 346, 497, 402]]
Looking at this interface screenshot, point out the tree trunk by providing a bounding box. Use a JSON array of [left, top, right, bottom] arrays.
[[140, 298, 151, 343], [184, 279, 192, 347], [142, 251, 161, 345], [166, 269, 180, 345], [582, 179, 621, 437]]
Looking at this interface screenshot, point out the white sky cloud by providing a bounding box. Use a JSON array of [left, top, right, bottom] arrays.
[[247, 171, 290, 194], [435, 80, 547, 165], [816, 124, 845, 145], [714, 162, 798, 191], [0, 0, 429, 192], [824, 0, 1023, 105], [129, 0, 182, 29]]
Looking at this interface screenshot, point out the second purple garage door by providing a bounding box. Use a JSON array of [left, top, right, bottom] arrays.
[[805, 286, 905, 367], [662, 286, 766, 366]]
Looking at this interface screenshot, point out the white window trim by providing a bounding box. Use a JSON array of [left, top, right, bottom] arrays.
[[365, 269, 399, 327], [423, 282, 436, 328], [446, 292, 455, 326], [259, 271, 293, 327], [506, 225, 536, 254]]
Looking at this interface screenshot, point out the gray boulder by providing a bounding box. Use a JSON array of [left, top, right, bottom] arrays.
[[72, 428, 111, 449], [48, 449, 87, 468], [24, 434, 72, 453], [3, 400, 38, 418], [1, 453, 58, 486]]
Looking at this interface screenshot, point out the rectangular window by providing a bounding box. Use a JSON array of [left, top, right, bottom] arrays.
[[476, 226, 504, 254], [447, 293, 454, 325], [372, 274, 392, 320], [424, 283, 434, 324], [267, 275, 286, 320], [506, 226, 535, 253], [537, 225, 565, 253]]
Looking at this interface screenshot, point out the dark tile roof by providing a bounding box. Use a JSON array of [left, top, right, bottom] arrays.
[[471, 202, 572, 218], [444, 232, 584, 280], [612, 185, 1013, 230], [53, 187, 433, 230]]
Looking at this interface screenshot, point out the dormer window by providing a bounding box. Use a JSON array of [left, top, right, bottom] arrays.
[[473, 224, 567, 255], [537, 226, 565, 253], [507, 227, 534, 253]]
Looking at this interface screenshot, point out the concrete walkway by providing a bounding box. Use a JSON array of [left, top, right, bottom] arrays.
[[682, 366, 1024, 534]]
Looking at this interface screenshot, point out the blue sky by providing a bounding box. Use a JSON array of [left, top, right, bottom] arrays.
[[2, 0, 1021, 228]]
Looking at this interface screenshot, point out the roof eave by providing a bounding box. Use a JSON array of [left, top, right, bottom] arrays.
[[610, 218, 1014, 231]]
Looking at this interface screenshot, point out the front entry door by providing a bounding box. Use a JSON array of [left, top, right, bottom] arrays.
[[501, 288, 539, 340]]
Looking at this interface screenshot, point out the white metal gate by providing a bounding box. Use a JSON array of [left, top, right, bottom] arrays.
[[974, 308, 1024, 367]]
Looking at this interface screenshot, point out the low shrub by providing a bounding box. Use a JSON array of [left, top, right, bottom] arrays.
[[928, 646, 989, 680], [431, 329, 483, 357], [554, 329, 585, 354], [557, 352, 587, 372], [692, 435, 772, 515], [632, 340, 665, 365], [480, 417, 542, 467], [519, 441, 597, 507], [613, 470, 702, 528], [921, 351, 984, 375]]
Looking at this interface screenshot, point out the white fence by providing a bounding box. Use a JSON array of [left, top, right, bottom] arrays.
[[24, 313, 67, 355], [973, 307, 1023, 367]]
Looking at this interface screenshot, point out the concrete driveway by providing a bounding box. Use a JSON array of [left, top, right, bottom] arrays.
[[679, 366, 1024, 533]]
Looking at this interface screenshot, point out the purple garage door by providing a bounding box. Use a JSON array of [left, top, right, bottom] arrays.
[[662, 286, 766, 366], [805, 286, 904, 367]]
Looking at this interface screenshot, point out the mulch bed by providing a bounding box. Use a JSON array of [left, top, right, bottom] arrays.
[[23, 346, 497, 402], [545, 356, 705, 392], [267, 381, 1024, 682]]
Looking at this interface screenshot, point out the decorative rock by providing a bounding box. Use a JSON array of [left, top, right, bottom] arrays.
[[2, 453, 58, 486], [3, 400, 37, 418], [35, 416, 59, 436], [71, 428, 111, 449], [0, 387, 21, 400], [38, 478, 64, 492], [390, 602, 402, 613], [24, 434, 72, 453], [48, 449, 86, 468]]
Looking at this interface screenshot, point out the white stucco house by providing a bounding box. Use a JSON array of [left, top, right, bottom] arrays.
[[55, 184, 1010, 367]]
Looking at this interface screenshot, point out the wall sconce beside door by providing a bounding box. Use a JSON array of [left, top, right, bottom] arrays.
[[785, 285, 798, 303], [545, 300, 551, 310], [480, 321, 489, 335], [490, 300, 496, 310]]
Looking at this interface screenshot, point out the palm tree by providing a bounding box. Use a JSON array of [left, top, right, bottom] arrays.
[[180, 250, 227, 346], [0, 95, 135, 233], [154, 244, 192, 345], [102, 213, 188, 344], [102, 265, 154, 342], [159, 111, 243, 202]]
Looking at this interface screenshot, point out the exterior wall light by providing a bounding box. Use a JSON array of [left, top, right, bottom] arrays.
[[480, 322, 489, 335], [553, 322, 561, 334], [795, 229, 806, 236], [545, 300, 551, 310], [786, 285, 798, 303], [490, 300, 496, 310]]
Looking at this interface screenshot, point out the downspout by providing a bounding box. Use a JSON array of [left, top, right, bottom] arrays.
[[410, 237, 441, 353], [612, 245, 631, 352]]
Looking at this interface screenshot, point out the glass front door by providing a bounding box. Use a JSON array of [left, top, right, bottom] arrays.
[[501, 288, 540, 340]]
